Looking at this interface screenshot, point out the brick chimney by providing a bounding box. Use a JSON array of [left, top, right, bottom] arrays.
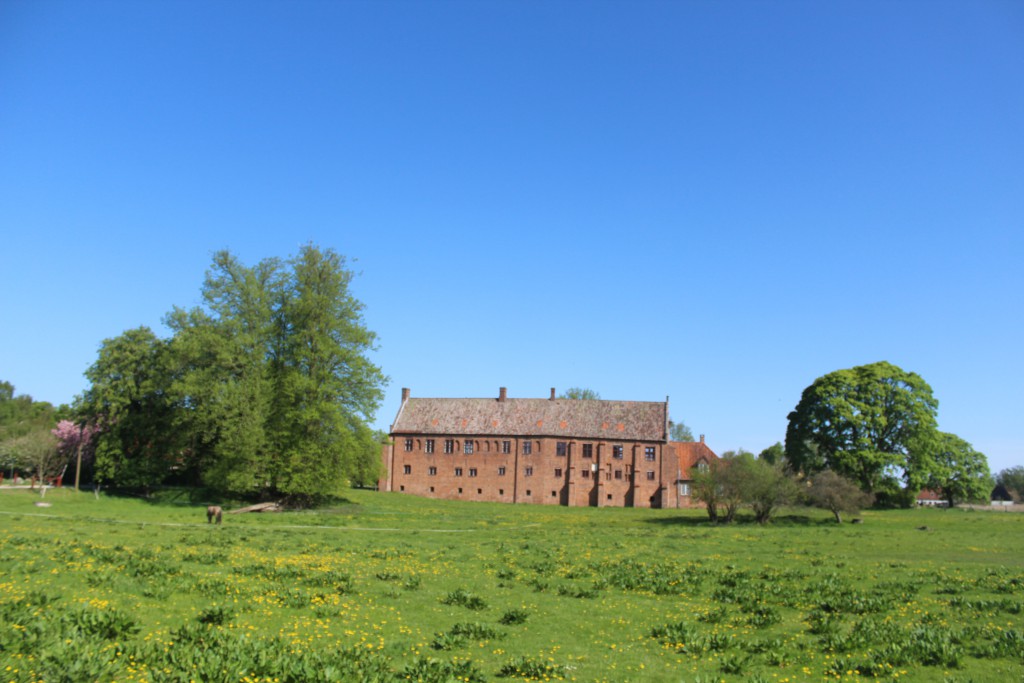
[[401, 388, 410, 402], [550, 388, 556, 400], [499, 387, 507, 402], [700, 434, 705, 444]]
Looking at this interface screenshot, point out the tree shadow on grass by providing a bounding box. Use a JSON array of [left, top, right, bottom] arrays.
[[646, 512, 839, 528], [123, 486, 360, 511]]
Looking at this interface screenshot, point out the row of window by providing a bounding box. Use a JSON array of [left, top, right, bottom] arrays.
[[404, 438, 656, 460], [396, 485, 642, 503], [401, 464, 657, 481], [411, 438, 515, 455]]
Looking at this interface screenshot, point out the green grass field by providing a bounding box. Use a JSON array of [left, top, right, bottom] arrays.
[[1, 487, 1022, 683]]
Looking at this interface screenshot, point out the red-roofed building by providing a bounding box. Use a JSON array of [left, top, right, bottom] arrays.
[[379, 387, 718, 508], [915, 488, 948, 507]]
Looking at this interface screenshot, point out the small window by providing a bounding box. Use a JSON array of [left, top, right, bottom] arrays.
[[458, 487, 463, 494], [554, 468, 563, 478], [697, 461, 709, 473], [404, 438, 413, 452], [645, 446, 656, 461], [582, 444, 593, 459], [646, 470, 656, 481], [469, 468, 478, 477], [556, 442, 567, 457], [522, 441, 532, 455], [403, 464, 411, 475], [551, 491, 557, 497], [502, 440, 511, 454], [525, 489, 532, 496], [425, 439, 435, 454], [679, 483, 691, 496], [400, 485, 405, 491], [444, 439, 455, 454], [582, 469, 590, 479], [429, 486, 434, 492], [613, 445, 623, 459], [499, 488, 504, 495], [614, 469, 622, 480], [498, 466, 506, 476], [428, 466, 437, 476], [455, 467, 463, 477], [477, 488, 482, 494], [525, 466, 533, 477], [607, 494, 612, 500], [465, 440, 474, 455]]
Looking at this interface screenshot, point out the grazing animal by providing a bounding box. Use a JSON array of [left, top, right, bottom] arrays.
[[207, 505, 223, 525]]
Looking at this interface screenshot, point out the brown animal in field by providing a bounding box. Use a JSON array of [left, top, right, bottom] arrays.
[[207, 505, 223, 525]]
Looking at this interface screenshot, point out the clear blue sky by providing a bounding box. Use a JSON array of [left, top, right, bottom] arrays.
[[2, 1, 1021, 473]]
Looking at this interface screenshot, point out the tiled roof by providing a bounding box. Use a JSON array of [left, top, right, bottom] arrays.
[[672, 441, 719, 478], [391, 397, 668, 442]]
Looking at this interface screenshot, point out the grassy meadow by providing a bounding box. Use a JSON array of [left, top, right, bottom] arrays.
[[1, 487, 1022, 683]]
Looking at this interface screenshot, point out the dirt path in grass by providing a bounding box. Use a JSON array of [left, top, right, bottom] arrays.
[[0, 508, 541, 533]]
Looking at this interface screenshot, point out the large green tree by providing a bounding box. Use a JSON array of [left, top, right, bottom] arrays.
[[785, 361, 939, 494], [166, 250, 281, 492], [926, 432, 992, 506], [165, 245, 387, 503], [267, 245, 387, 502], [80, 327, 179, 488]]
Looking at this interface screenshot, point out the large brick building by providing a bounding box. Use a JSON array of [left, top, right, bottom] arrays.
[[379, 387, 717, 508]]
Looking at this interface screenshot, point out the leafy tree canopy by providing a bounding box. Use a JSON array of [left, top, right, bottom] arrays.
[[718, 449, 755, 460], [669, 419, 694, 442], [80, 327, 178, 489], [785, 361, 939, 493], [996, 466, 1024, 502], [804, 470, 874, 523], [0, 381, 61, 476], [0, 381, 57, 442], [926, 432, 992, 506], [758, 442, 785, 465], [691, 451, 798, 524], [76, 245, 388, 504], [559, 387, 600, 400]]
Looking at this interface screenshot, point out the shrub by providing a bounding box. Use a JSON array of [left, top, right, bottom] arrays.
[[497, 656, 567, 679], [196, 605, 233, 625], [402, 656, 486, 683], [441, 588, 487, 611], [499, 608, 529, 625]]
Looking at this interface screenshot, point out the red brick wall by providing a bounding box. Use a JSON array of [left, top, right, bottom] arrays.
[[385, 435, 681, 508]]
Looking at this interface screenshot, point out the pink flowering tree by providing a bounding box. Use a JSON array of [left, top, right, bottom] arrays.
[[52, 420, 97, 484]]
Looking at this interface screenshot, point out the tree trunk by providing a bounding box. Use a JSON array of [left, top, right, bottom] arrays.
[[704, 502, 718, 523]]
